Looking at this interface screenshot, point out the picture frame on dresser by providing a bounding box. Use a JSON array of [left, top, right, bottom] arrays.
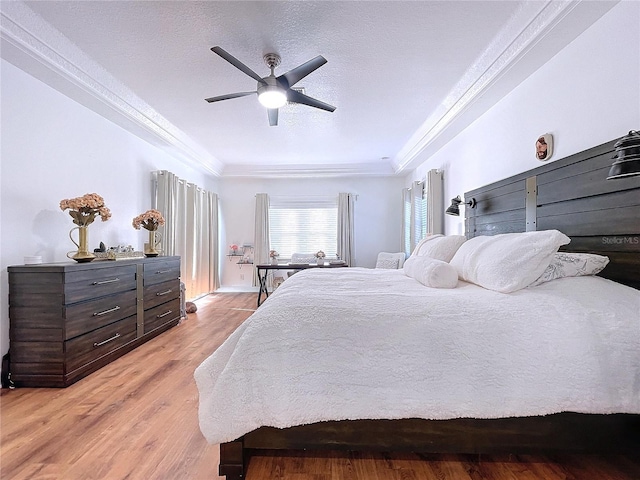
[[7, 256, 181, 387]]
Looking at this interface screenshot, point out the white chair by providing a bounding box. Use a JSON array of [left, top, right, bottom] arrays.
[[375, 252, 406, 269], [290, 253, 316, 264], [288, 253, 317, 277]]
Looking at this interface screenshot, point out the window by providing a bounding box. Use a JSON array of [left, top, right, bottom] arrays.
[[269, 197, 338, 259], [402, 181, 426, 257], [403, 189, 411, 255]]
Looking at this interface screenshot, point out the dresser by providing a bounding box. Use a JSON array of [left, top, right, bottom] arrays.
[[8, 256, 181, 387]]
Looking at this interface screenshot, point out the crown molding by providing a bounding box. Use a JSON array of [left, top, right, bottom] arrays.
[[0, 1, 224, 176], [222, 162, 396, 178], [392, 0, 616, 174]]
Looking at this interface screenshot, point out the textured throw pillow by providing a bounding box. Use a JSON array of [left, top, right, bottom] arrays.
[[530, 252, 610, 286], [376, 252, 406, 269], [376, 258, 399, 269], [449, 230, 571, 293], [411, 234, 443, 256], [403, 255, 458, 289], [415, 235, 467, 262]]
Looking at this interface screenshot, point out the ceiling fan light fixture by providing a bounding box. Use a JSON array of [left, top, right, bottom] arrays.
[[258, 87, 287, 109]]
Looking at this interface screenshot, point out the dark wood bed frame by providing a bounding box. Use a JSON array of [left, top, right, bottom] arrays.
[[219, 136, 640, 479]]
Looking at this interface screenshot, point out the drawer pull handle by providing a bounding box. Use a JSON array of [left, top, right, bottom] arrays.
[[92, 278, 120, 285], [156, 270, 170, 274], [93, 333, 121, 347], [93, 306, 121, 317], [157, 310, 173, 319], [156, 289, 172, 296]]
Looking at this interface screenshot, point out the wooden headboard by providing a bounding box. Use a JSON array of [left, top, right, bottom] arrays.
[[464, 137, 640, 289]]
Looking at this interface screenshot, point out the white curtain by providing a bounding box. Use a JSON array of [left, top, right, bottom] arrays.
[[425, 169, 444, 235], [253, 193, 270, 287], [155, 170, 187, 261], [337, 192, 355, 266], [154, 171, 219, 300], [409, 180, 423, 253], [192, 189, 219, 297]]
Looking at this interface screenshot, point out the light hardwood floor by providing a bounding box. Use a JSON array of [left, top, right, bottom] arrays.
[[1, 292, 639, 480]]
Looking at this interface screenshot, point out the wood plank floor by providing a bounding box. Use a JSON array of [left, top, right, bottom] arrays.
[[1, 292, 639, 480]]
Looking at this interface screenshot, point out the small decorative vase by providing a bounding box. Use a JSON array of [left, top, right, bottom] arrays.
[[67, 226, 96, 263], [317, 257, 324, 266], [271, 257, 278, 265], [144, 229, 161, 257]]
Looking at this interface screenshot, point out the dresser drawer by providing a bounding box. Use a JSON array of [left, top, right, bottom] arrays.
[[144, 279, 180, 310], [65, 316, 137, 373], [144, 297, 180, 334], [8, 257, 181, 387], [64, 265, 138, 304], [144, 259, 180, 286], [65, 289, 138, 340]]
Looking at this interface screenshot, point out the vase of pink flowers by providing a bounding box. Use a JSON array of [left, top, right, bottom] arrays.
[[315, 250, 326, 265], [269, 250, 279, 265], [132, 209, 165, 257], [60, 193, 111, 262]]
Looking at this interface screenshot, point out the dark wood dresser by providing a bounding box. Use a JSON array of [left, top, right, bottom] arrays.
[[8, 256, 181, 387]]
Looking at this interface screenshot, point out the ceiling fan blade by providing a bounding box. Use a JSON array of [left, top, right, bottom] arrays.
[[205, 91, 256, 103], [268, 108, 278, 126], [277, 55, 327, 88], [211, 46, 267, 85], [286, 89, 336, 112]]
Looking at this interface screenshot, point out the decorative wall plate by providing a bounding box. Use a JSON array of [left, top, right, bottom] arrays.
[[536, 133, 553, 161]]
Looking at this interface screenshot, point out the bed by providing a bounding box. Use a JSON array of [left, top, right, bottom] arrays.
[[194, 136, 640, 479]]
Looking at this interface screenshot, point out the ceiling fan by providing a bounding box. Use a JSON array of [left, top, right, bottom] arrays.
[[205, 46, 336, 126]]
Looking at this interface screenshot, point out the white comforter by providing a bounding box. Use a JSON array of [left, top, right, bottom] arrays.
[[194, 267, 640, 445]]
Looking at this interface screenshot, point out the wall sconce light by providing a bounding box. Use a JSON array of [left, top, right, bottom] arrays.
[[445, 196, 477, 216], [607, 130, 640, 180]]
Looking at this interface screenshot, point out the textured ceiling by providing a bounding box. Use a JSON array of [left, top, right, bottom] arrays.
[[1, 1, 616, 177]]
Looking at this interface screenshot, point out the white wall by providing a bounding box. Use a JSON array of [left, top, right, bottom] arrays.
[[219, 176, 406, 289], [0, 59, 219, 360], [3, 0, 637, 365], [409, 1, 640, 235]]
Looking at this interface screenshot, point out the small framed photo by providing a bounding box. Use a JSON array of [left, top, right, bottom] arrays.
[[536, 134, 553, 161]]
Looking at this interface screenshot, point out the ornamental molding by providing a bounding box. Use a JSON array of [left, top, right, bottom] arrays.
[[0, 1, 224, 176]]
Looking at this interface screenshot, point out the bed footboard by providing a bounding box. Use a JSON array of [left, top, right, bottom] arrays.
[[218, 414, 640, 479]]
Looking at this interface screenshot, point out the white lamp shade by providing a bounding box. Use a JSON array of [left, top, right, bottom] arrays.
[[258, 88, 287, 109]]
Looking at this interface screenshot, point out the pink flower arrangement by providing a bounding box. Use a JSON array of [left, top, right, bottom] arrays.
[[315, 250, 326, 259], [60, 193, 111, 226], [132, 209, 165, 231], [269, 250, 279, 258], [229, 244, 239, 252]]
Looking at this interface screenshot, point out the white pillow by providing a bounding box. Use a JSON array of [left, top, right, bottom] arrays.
[[449, 230, 571, 293], [414, 235, 467, 262], [530, 252, 610, 286], [411, 234, 442, 256], [403, 255, 458, 289]]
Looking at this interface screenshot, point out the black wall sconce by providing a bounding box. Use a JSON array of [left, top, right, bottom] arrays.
[[607, 130, 640, 180], [445, 196, 477, 216]]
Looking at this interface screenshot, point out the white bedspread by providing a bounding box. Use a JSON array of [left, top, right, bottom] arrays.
[[194, 268, 640, 445]]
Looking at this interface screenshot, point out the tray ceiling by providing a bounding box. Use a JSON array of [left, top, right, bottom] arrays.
[[1, 1, 617, 177]]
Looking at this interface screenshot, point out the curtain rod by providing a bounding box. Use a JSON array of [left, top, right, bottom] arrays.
[[258, 194, 359, 200], [154, 170, 211, 193]]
